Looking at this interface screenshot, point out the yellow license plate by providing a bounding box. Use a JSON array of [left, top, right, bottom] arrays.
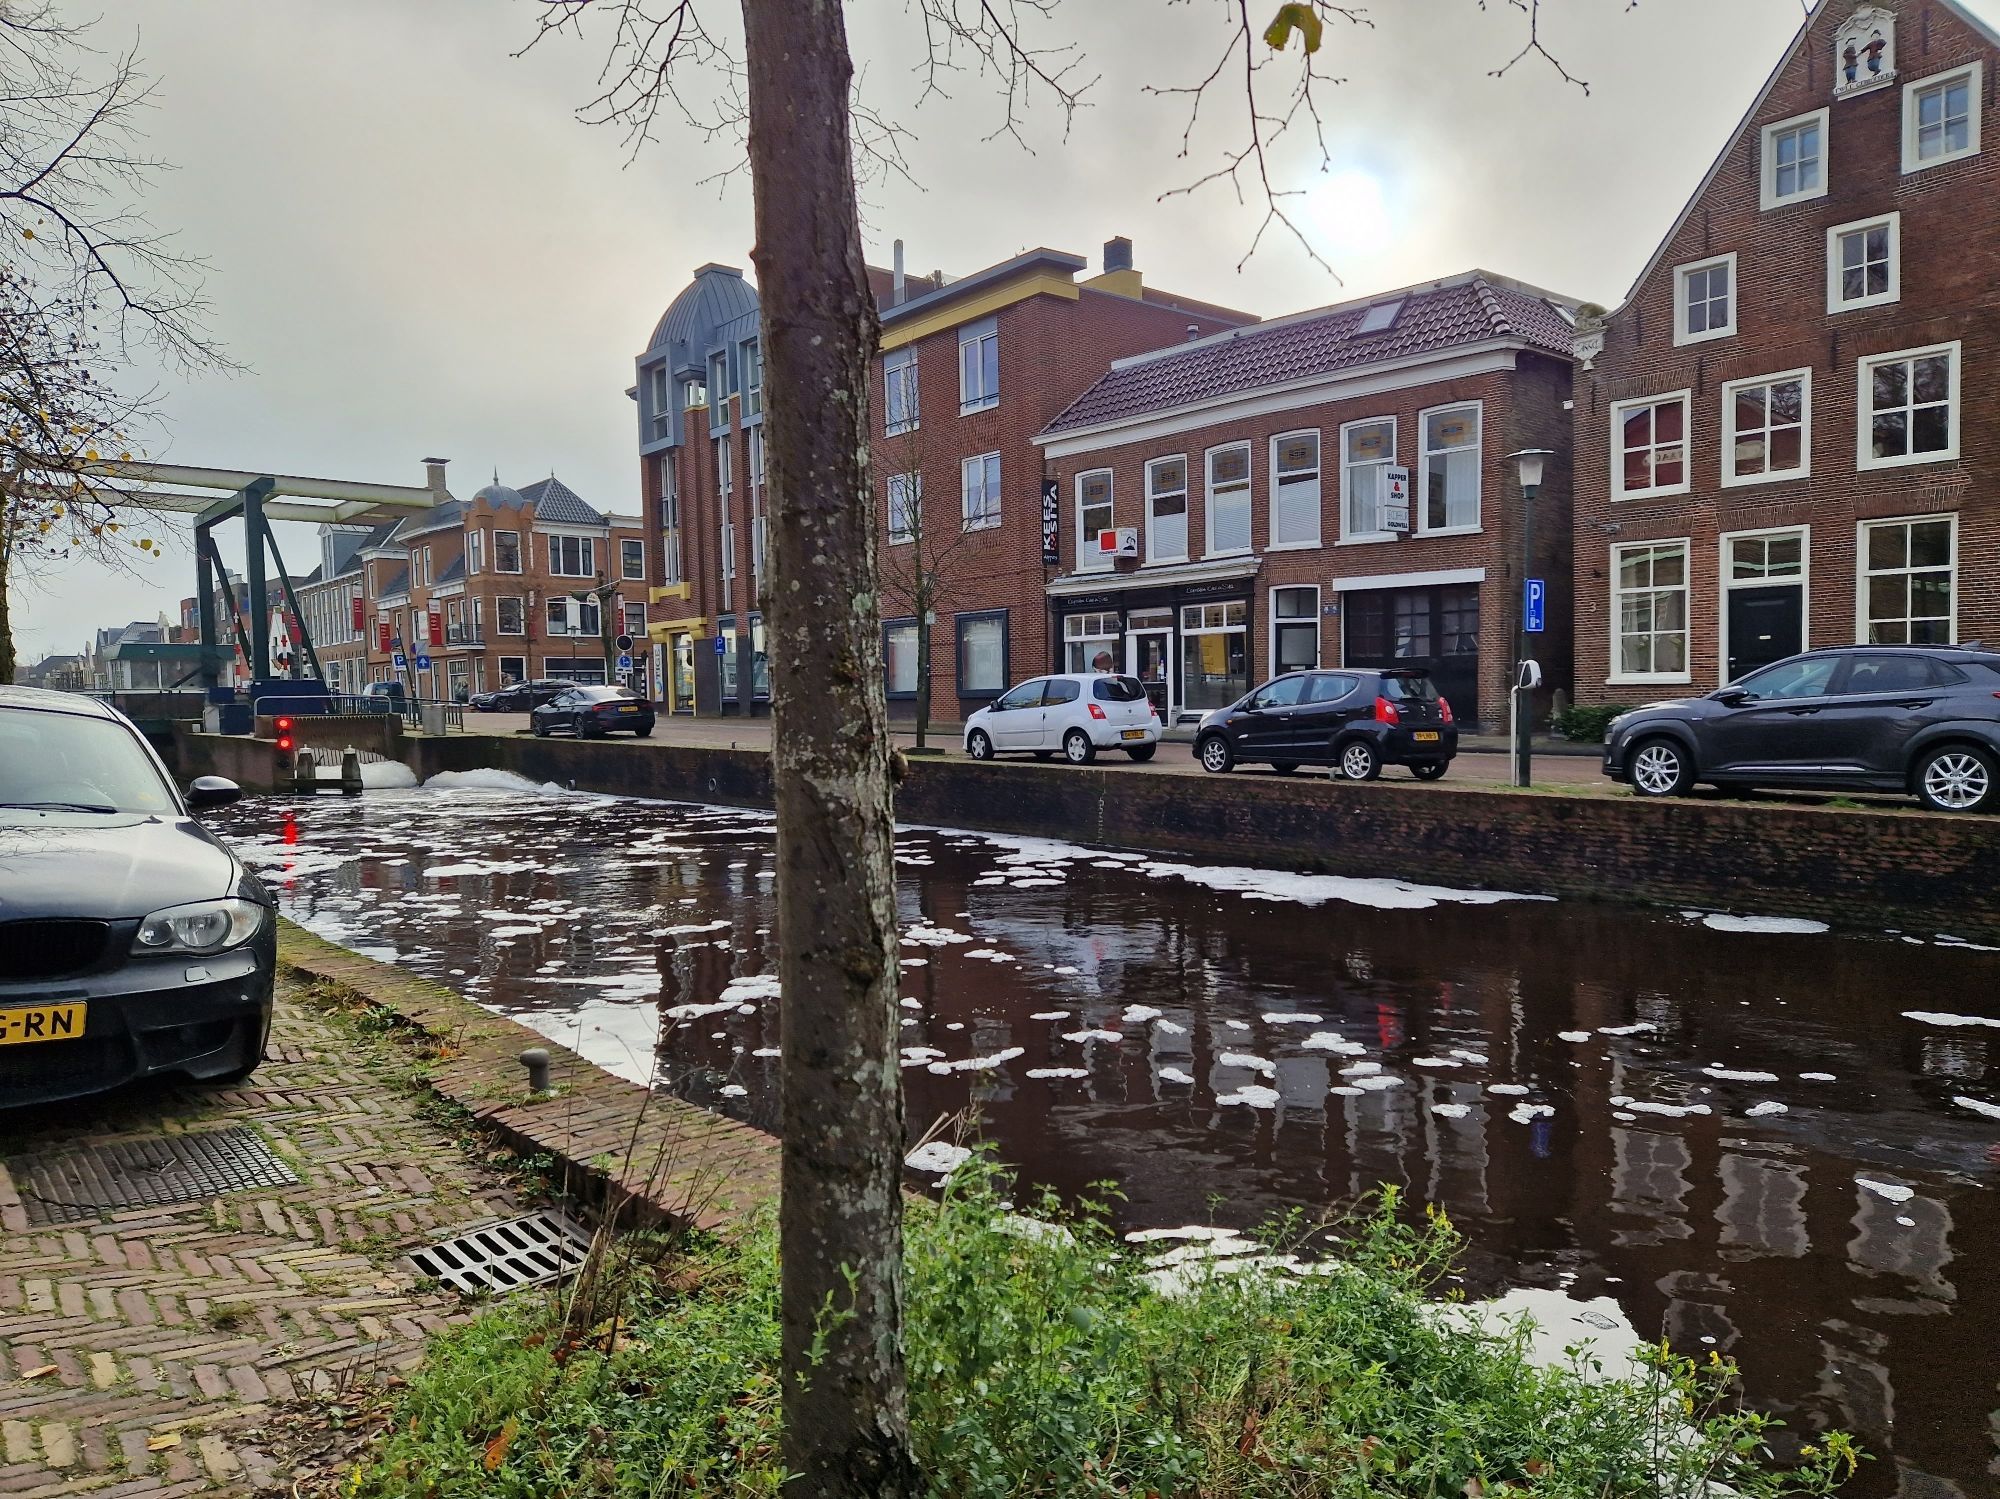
[[0, 1003, 86, 1046], [1121, 729, 1146, 741], [1413, 730, 1441, 743], [618, 705, 638, 713]]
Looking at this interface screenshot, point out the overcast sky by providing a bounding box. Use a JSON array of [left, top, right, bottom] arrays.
[[12, 0, 1810, 663]]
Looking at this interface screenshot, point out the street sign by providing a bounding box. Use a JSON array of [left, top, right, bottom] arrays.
[[1381, 467, 1412, 533], [617, 652, 633, 671], [714, 635, 726, 655], [1040, 479, 1059, 565], [1525, 578, 1546, 634], [415, 654, 432, 671], [392, 651, 408, 669], [615, 633, 634, 652]]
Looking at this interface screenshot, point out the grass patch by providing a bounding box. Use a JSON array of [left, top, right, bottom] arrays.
[[347, 1167, 1857, 1497]]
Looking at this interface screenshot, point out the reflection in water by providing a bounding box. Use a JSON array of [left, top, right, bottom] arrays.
[[217, 784, 2000, 1497]]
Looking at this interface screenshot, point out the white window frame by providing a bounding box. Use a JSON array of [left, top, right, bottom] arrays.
[[961, 451, 1001, 532], [1267, 429, 1322, 550], [1076, 469, 1115, 572], [1719, 368, 1811, 490], [1609, 537, 1693, 686], [493, 529, 521, 574], [1417, 400, 1482, 535], [1204, 441, 1254, 557], [1270, 585, 1322, 674], [1759, 108, 1829, 210], [1609, 390, 1693, 501], [1717, 525, 1811, 687], [1337, 415, 1397, 543], [548, 534, 595, 578], [620, 537, 646, 580], [887, 471, 921, 545], [1825, 212, 1901, 314], [741, 338, 762, 417], [496, 596, 525, 636], [1855, 513, 1957, 645], [1902, 61, 1982, 173], [883, 347, 919, 435], [1672, 253, 1738, 346], [958, 316, 999, 414], [1144, 455, 1189, 564], [1856, 340, 1960, 472]]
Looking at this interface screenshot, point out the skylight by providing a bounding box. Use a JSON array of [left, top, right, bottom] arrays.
[[1356, 298, 1405, 334]]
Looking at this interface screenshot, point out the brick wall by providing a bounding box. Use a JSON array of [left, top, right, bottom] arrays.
[[1573, 2, 2000, 706], [388, 735, 2000, 940]]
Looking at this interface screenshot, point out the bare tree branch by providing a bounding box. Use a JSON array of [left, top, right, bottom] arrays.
[[1479, 0, 1603, 94], [908, 0, 1095, 148]]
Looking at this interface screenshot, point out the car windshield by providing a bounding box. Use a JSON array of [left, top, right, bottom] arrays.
[[1379, 674, 1438, 702], [1735, 657, 1839, 700], [1092, 676, 1146, 702], [0, 708, 177, 814]]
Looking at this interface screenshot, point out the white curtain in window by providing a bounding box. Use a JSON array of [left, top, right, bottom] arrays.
[[1271, 433, 1320, 546], [960, 617, 1004, 691], [886, 624, 919, 692]]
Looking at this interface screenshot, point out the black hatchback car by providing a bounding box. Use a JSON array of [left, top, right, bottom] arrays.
[[472, 678, 571, 712], [0, 687, 276, 1109], [530, 684, 657, 738], [1602, 645, 2000, 812], [1193, 668, 1458, 779]]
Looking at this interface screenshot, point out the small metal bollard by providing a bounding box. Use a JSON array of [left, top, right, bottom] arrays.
[[519, 1047, 552, 1094], [293, 748, 317, 795], [340, 747, 363, 796]]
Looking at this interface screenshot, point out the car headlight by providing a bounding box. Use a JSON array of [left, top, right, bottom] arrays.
[[132, 898, 266, 956]]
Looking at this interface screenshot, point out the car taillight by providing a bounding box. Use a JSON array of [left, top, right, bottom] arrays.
[[1439, 696, 1454, 724], [1088, 702, 1107, 720], [1374, 695, 1399, 726]]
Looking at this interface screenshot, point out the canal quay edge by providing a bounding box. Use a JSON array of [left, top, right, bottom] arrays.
[[274, 921, 780, 1234], [179, 726, 2000, 942]]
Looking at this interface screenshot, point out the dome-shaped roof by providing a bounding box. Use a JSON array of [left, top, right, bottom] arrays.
[[648, 263, 759, 356], [473, 481, 526, 510]]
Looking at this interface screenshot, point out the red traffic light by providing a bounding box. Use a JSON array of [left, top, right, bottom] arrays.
[[276, 735, 295, 753], [275, 715, 294, 732]]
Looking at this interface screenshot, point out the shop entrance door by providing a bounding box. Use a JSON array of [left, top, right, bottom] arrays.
[[1127, 628, 1174, 720]]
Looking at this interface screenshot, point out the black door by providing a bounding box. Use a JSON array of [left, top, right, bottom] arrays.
[[1726, 587, 1804, 682], [1343, 585, 1480, 725]]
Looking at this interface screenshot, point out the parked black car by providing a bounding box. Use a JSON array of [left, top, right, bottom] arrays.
[[1602, 645, 2000, 813], [0, 687, 276, 1109], [472, 678, 571, 712], [1193, 668, 1458, 779], [530, 685, 656, 739]]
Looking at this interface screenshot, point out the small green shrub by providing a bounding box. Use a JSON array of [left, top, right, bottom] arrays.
[[350, 1166, 1858, 1497], [1551, 702, 1637, 744]]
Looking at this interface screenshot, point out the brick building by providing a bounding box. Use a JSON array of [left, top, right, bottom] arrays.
[[1573, 0, 2000, 706], [630, 240, 1253, 718], [1035, 271, 1580, 731], [298, 475, 650, 701]]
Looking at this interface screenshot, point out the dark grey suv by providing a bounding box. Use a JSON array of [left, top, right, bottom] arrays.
[[1602, 646, 2000, 812]]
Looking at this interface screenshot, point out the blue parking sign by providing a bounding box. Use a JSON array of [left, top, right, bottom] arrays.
[[1524, 579, 1546, 634], [392, 651, 408, 669], [714, 635, 726, 655]]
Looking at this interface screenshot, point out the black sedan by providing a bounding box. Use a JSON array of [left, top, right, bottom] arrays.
[[0, 687, 275, 1109], [471, 678, 571, 713], [530, 685, 656, 738], [1193, 667, 1458, 779], [1603, 645, 2000, 813]]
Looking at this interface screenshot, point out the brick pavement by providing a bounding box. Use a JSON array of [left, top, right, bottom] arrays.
[[0, 983, 526, 1496]]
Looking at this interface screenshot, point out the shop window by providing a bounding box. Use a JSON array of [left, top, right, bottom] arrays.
[[1439, 584, 1480, 656], [1064, 610, 1120, 674], [1180, 600, 1247, 713], [957, 610, 1008, 695], [498, 655, 526, 684]]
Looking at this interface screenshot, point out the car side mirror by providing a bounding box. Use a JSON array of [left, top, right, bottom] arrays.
[[1715, 687, 1753, 707], [187, 776, 242, 810]]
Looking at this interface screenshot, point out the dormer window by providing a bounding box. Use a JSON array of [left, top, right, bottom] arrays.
[[1760, 109, 1828, 208], [1903, 62, 1982, 173], [1355, 298, 1404, 334], [1673, 254, 1736, 345]]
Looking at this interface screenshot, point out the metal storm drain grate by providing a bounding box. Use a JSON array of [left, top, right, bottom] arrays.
[[8, 1127, 300, 1226], [408, 1211, 594, 1295]]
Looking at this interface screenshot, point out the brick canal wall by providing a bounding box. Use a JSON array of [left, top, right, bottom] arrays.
[[393, 733, 2000, 940], [166, 729, 2000, 937]]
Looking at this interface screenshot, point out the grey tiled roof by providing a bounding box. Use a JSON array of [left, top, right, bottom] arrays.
[[378, 567, 410, 597], [519, 476, 606, 526], [1043, 272, 1576, 436], [433, 555, 466, 585]]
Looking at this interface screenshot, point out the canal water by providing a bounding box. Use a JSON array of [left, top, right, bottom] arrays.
[[215, 775, 2000, 1496]]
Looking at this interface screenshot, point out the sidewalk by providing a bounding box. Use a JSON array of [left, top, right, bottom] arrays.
[[0, 981, 527, 1495]]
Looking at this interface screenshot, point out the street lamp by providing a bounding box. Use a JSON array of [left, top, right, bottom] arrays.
[[1506, 448, 1555, 789]]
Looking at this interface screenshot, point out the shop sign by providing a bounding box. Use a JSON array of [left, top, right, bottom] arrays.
[[1382, 466, 1412, 533], [1041, 479, 1059, 564]]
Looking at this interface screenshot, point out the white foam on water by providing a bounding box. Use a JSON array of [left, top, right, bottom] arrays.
[[1557, 1031, 1592, 1043], [1450, 1050, 1490, 1064], [1062, 1029, 1122, 1044], [1026, 1067, 1089, 1080], [1508, 1103, 1555, 1123], [1301, 1032, 1365, 1055], [1799, 1071, 1836, 1081], [1903, 1011, 2000, 1029], [1413, 1057, 1461, 1068], [1124, 1224, 1243, 1244], [1131, 857, 1551, 912], [424, 768, 579, 797], [1953, 1095, 2000, 1120], [1121, 1005, 1165, 1024], [1217, 1053, 1276, 1076], [1622, 1101, 1711, 1118], [1216, 1084, 1281, 1109], [1745, 1101, 1789, 1117], [1487, 1084, 1531, 1096], [926, 1047, 1025, 1074], [718, 1084, 747, 1098], [658, 920, 731, 936], [1598, 1023, 1657, 1037], [720, 975, 782, 1004], [1262, 1012, 1323, 1025], [1327, 1085, 1363, 1097], [1158, 1066, 1196, 1085], [664, 999, 740, 1021], [1432, 1103, 1474, 1119], [752, 1047, 779, 1058], [1029, 1010, 1072, 1021], [1340, 1061, 1382, 1076], [1352, 1074, 1405, 1092], [1155, 1018, 1187, 1035], [1702, 1067, 1781, 1083], [1857, 1177, 1915, 1203], [1699, 912, 1830, 935]]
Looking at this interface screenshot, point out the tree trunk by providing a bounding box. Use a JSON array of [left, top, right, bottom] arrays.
[[915, 598, 930, 751], [742, 2, 916, 1495], [0, 535, 15, 685]]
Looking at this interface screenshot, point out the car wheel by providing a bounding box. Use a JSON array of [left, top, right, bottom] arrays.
[[1915, 743, 1997, 813], [1627, 736, 1692, 797], [1411, 760, 1448, 781], [633, 725, 653, 738], [1126, 745, 1157, 763], [1270, 761, 1299, 775], [1197, 734, 1234, 774], [1062, 728, 1096, 765], [967, 729, 994, 761], [1337, 739, 1382, 781], [531, 719, 548, 738]]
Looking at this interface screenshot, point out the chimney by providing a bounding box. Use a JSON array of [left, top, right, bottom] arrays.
[[893, 239, 906, 306], [1103, 236, 1134, 273], [423, 457, 450, 492], [1186, 324, 1201, 342]]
